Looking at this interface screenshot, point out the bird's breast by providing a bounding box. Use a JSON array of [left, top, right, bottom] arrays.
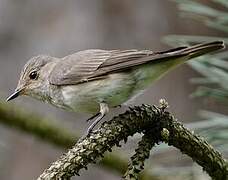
[[59, 72, 136, 114]]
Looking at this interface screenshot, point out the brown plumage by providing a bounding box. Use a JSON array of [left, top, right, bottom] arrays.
[[49, 41, 224, 85]]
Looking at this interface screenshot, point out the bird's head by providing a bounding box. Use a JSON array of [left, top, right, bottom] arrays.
[[7, 55, 56, 101]]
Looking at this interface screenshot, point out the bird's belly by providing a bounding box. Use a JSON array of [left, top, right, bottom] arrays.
[[60, 73, 135, 114]]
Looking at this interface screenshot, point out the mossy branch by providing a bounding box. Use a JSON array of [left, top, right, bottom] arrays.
[[0, 102, 154, 179], [123, 133, 156, 179], [37, 103, 228, 180]]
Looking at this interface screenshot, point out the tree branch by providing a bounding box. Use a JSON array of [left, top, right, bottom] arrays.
[[123, 133, 156, 179], [0, 102, 155, 179], [37, 103, 228, 180]]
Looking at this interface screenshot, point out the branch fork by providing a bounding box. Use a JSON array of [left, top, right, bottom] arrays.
[[35, 100, 228, 180]]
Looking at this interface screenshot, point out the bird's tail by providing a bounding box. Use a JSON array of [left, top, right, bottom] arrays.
[[161, 41, 225, 59], [130, 41, 225, 98]]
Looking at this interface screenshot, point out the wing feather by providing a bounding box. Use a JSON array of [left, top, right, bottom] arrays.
[[49, 49, 154, 85], [49, 50, 110, 85]]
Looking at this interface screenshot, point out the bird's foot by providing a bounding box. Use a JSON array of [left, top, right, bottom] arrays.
[[86, 112, 101, 122], [84, 102, 109, 137], [85, 114, 105, 136]]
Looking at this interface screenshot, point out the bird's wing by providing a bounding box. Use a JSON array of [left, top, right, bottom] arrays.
[[49, 41, 224, 85], [48, 49, 157, 85]]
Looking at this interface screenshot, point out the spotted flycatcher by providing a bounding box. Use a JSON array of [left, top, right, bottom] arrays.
[[7, 41, 225, 134]]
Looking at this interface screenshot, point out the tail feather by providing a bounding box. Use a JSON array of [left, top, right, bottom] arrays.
[[149, 41, 225, 65], [173, 41, 225, 59]]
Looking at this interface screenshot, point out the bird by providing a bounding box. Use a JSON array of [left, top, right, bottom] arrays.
[[7, 41, 225, 134]]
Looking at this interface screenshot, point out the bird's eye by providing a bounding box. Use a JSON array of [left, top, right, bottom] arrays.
[[29, 71, 38, 80]]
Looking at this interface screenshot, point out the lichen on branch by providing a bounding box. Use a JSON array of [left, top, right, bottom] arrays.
[[37, 103, 228, 180], [123, 133, 157, 180]]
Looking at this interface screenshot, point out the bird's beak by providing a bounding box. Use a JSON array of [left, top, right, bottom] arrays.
[[6, 87, 24, 101]]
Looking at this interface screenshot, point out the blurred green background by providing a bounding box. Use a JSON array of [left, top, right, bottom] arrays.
[[0, 0, 227, 180]]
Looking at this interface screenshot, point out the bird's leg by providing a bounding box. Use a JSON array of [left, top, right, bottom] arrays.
[[86, 112, 101, 122], [86, 102, 109, 135]]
